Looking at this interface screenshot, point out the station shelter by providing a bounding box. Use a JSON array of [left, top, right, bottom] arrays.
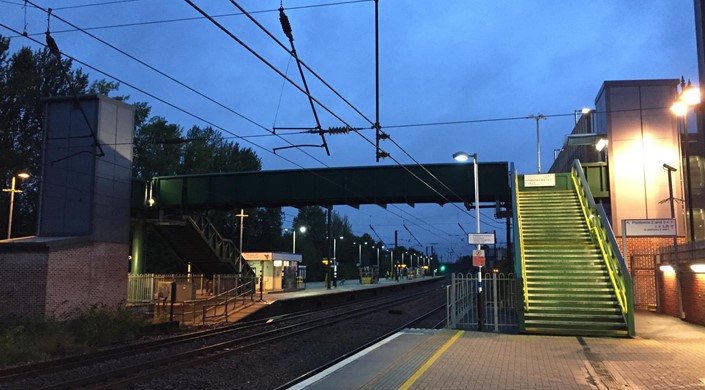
[[242, 252, 303, 292]]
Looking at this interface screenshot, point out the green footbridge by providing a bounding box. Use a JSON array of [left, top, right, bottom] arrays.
[[514, 160, 634, 337]]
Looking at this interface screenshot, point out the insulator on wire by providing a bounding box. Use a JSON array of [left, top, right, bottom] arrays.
[[327, 126, 352, 135], [45, 32, 61, 58], [279, 6, 293, 42]]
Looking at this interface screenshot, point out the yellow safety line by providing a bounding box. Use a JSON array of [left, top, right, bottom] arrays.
[[397, 330, 464, 390]]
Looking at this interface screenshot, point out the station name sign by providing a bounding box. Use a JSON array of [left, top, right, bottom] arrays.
[[524, 174, 555, 187], [623, 218, 676, 237]]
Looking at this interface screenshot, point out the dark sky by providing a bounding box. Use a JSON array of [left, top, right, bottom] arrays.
[[2, 0, 699, 259]]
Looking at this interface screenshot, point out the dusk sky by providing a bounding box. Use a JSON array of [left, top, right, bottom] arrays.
[[1, 0, 700, 260]]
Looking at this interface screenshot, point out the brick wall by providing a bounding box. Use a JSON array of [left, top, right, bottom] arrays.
[[0, 250, 49, 320], [617, 236, 686, 311], [0, 240, 128, 321], [681, 272, 705, 325], [45, 242, 128, 319], [657, 268, 682, 319]]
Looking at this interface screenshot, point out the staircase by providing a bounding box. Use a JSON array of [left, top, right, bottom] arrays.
[[153, 215, 255, 280], [518, 189, 628, 337]]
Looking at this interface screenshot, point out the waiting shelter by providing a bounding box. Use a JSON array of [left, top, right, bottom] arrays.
[[242, 252, 303, 292]]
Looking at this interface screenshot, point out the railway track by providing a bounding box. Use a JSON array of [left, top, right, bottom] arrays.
[[0, 280, 446, 389]]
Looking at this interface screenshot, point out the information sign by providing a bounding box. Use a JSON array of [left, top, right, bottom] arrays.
[[524, 174, 556, 187], [468, 233, 495, 245], [623, 219, 676, 237]]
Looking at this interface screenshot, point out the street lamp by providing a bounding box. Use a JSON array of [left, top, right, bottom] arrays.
[[288, 226, 306, 253], [527, 114, 547, 173], [3, 172, 29, 239], [353, 241, 367, 266], [671, 78, 701, 242], [333, 236, 343, 261], [453, 151, 483, 329]]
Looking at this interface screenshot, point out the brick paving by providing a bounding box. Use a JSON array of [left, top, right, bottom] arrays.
[[300, 312, 705, 389]]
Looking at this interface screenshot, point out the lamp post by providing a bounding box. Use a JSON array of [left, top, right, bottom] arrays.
[[289, 226, 306, 253], [353, 241, 365, 266], [671, 78, 701, 242], [528, 114, 547, 173], [3, 173, 29, 239], [333, 236, 343, 261], [453, 151, 483, 329], [664, 163, 685, 319]]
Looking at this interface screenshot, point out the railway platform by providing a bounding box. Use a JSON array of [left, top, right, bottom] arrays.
[[241, 276, 444, 322], [291, 311, 705, 389]]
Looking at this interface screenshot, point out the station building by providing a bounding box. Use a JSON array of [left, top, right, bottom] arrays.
[[549, 78, 705, 320]]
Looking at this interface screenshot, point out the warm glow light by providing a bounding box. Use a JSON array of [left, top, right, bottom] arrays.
[[690, 264, 705, 273], [148, 198, 155, 207], [17, 173, 29, 179], [681, 86, 701, 106], [671, 100, 688, 116], [659, 265, 674, 273], [595, 138, 608, 152], [273, 260, 283, 267]]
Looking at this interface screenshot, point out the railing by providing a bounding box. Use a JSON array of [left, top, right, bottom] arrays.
[[199, 278, 256, 325], [190, 215, 237, 261], [189, 215, 256, 279], [512, 171, 529, 312], [128, 274, 206, 304], [570, 159, 635, 336], [446, 273, 518, 333]]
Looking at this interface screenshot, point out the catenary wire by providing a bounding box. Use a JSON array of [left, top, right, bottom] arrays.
[[22, 0, 331, 168], [1, 24, 461, 248]]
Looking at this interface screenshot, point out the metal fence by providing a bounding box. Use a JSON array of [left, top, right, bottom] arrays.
[[128, 274, 207, 304], [446, 273, 519, 333]]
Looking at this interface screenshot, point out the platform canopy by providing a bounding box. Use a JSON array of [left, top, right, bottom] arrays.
[[135, 162, 511, 212]]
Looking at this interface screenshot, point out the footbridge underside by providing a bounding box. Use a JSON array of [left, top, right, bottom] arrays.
[[133, 162, 512, 212]]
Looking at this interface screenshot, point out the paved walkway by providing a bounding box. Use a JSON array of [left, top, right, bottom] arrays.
[[295, 311, 705, 389]]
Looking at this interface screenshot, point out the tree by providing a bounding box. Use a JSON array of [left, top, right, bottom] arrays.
[[132, 117, 183, 179]]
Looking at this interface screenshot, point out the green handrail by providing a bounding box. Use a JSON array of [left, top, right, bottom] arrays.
[[513, 171, 529, 312], [570, 160, 634, 336]]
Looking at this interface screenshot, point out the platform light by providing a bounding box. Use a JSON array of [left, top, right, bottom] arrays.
[[690, 264, 705, 273], [659, 265, 675, 273], [595, 138, 608, 152]]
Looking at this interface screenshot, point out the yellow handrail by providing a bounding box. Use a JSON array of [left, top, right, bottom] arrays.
[[515, 173, 529, 311], [570, 170, 628, 315]]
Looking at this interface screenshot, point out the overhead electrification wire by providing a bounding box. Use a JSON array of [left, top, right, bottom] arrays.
[[0, 24, 457, 245], [227, 0, 375, 127], [204, 1, 507, 226], [276, 4, 329, 155], [21, 0, 331, 168], [53, 0, 142, 10], [4, 5, 490, 245]]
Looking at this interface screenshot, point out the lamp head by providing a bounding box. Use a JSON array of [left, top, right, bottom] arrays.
[[17, 173, 30, 179], [595, 138, 608, 152], [663, 163, 677, 172], [299, 226, 307, 233], [682, 83, 701, 106], [452, 151, 476, 162]]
